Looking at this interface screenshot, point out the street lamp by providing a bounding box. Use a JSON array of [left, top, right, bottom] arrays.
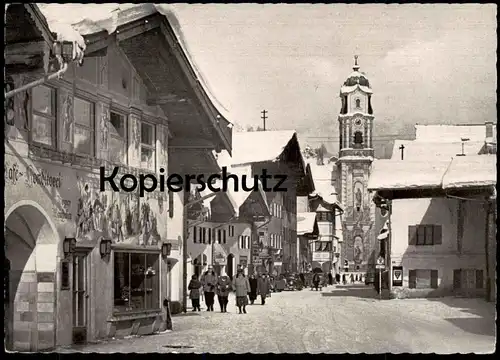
[[99, 238, 112, 258], [162, 242, 172, 258], [63, 237, 76, 258]]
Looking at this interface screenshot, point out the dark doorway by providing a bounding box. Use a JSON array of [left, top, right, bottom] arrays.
[[227, 254, 234, 280]]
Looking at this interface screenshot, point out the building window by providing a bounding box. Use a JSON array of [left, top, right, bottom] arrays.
[[113, 252, 160, 313], [408, 269, 438, 289], [193, 226, 197, 243], [240, 256, 248, 268], [208, 228, 212, 244], [355, 98, 361, 108], [109, 111, 127, 164], [353, 131, 363, 146], [222, 230, 227, 244], [140, 122, 155, 170], [229, 225, 234, 237], [409, 225, 442, 246], [217, 229, 222, 244], [31, 85, 56, 147], [202, 228, 206, 244], [314, 241, 331, 252], [73, 97, 95, 156], [453, 269, 484, 290], [239, 236, 249, 249], [200, 227, 205, 244]]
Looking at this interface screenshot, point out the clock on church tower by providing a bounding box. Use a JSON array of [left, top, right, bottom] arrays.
[[335, 56, 376, 273]]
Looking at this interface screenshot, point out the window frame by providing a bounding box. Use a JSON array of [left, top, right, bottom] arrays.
[[140, 120, 156, 171], [31, 84, 57, 148], [72, 95, 96, 157], [113, 250, 161, 314], [109, 110, 128, 165]]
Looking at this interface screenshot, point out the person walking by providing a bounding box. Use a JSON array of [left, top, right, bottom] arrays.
[[257, 273, 270, 305], [248, 274, 258, 305], [335, 272, 341, 284], [233, 269, 250, 314], [312, 272, 321, 291], [342, 273, 347, 285], [188, 274, 202, 311], [299, 273, 306, 288], [216, 271, 232, 313], [266, 274, 272, 297], [328, 272, 333, 285], [201, 267, 217, 311], [350, 273, 355, 284]]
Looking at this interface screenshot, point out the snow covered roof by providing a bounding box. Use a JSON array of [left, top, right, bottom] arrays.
[[208, 165, 270, 217], [414, 123, 494, 143], [37, 3, 231, 122], [368, 159, 452, 191], [215, 130, 300, 167], [442, 155, 496, 189], [307, 162, 339, 204], [340, 84, 373, 95], [297, 212, 318, 236], [391, 140, 485, 160]]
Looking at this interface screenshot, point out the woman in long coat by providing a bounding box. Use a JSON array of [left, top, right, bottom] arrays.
[[232, 270, 250, 314], [257, 274, 271, 305], [248, 274, 258, 305], [216, 272, 232, 313], [188, 275, 202, 311], [201, 268, 217, 311]]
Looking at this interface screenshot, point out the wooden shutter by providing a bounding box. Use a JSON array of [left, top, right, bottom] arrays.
[[475, 270, 484, 289], [453, 269, 461, 290], [430, 270, 438, 289], [433, 225, 442, 245], [408, 225, 417, 245], [168, 191, 174, 218], [409, 270, 417, 289]]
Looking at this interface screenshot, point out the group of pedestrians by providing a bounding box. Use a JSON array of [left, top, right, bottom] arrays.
[[188, 266, 273, 315], [334, 272, 364, 285]]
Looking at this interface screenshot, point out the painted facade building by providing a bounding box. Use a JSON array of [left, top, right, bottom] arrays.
[[216, 130, 314, 275], [333, 57, 377, 275], [4, 4, 232, 351], [369, 155, 496, 300]]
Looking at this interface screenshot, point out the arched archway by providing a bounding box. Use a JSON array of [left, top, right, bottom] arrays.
[[227, 254, 234, 280], [4, 202, 59, 351]]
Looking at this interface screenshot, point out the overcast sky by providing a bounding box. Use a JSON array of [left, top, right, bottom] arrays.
[[40, 3, 496, 153]]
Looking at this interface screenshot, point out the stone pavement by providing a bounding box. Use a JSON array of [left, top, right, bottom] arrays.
[[55, 284, 496, 354]]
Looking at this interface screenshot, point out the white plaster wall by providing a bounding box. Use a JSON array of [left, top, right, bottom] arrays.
[[391, 197, 486, 289]]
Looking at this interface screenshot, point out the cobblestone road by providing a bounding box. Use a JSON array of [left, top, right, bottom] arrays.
[[56, 284, 496, 354]]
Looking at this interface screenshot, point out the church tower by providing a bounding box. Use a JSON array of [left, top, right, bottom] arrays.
[[336, 56, 375, 273]]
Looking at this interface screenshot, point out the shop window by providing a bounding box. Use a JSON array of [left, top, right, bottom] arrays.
[[32, 85, 56, 147], [109, 111, 128, 164], [409, 225, 442, 246], [73, 97, 95, 156], [408, 269, 438, 289], [140, 122, 155, 170], [113, 252, 160, 313]]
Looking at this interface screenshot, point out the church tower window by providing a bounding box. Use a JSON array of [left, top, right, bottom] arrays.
[[368, 95, 373, 115], [353, 131, 363, 146], [355, 98, 361, 109]]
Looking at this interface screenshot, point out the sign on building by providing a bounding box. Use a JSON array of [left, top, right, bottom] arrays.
[[312, 252, 331, 262], [392, 266, 403, 287], [213, 243, 227, 265]]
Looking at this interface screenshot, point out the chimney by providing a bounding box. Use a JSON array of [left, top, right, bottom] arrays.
[[485, 121, 493, 138]]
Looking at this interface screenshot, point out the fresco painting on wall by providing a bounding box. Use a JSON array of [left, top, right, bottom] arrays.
[[75, 175, 162, 246], [353, 235, 364, 265], [62, 92, 74, 143], [100, 103, 109, 150]]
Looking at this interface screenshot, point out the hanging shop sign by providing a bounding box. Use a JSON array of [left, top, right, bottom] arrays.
[[392, 266, 403, 287]]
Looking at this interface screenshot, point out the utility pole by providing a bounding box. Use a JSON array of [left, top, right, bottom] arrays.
[[261, 110, 268, 131], [399, 144, 405, 160]]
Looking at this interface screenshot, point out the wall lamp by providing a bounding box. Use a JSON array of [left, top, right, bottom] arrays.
[[162, 242, 172, 258], [63, 237, 76, 258], [99, 238, 112, 258]]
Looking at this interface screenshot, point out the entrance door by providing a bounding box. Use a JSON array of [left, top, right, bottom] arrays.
[[227, 254, 234, 280], [72, 252, 90, 344]]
